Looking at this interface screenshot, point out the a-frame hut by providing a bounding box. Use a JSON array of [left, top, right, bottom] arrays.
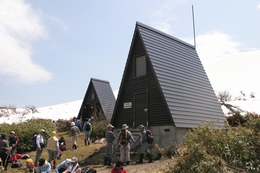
[[110, 22, 225, 146], [78, 78, 115, 121]]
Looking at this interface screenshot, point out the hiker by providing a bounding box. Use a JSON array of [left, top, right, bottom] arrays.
[[0, 133, 11, 171], [116, 124, 135, 165], [46, 131, 60, 169], [38, 158, 51, 173], [104, 124, 115, 166], [55, 158, 72, 173], [75, 118, 82, 131], [9, 131, 19, 163], [69, 122, 80, 149], [25, 158, 37, 173], [111, 161, 128, 173], [88, 117, 94, 124], [34, 129, 46, 167], [82, 118, 92, 146], [59, 136, 67, 151], [62, 157, 81, 173], [137, 124, 153, 164]]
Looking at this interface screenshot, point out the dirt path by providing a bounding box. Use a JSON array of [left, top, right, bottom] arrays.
[[93, 159, 172, 173]]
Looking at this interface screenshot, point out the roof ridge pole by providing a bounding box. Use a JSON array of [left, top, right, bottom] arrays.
[[192, 5, 196, 49]]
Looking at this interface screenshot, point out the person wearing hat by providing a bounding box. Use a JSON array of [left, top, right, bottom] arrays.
[[69, 122, 80, 149], [46, 131, 60, 169], [55, 158, 72, 173], [104, 124, 115, 166], [9, 131, 19, 163], [0, 133, 12, 171], [82, 118, 92, 146], [25, 158, 37, 173], [63, 157, 81, 173], [136, 125, 153, 164], [116, 124, 135, 165], [38, 158, 51, 173], [34, 129, 46, 166]]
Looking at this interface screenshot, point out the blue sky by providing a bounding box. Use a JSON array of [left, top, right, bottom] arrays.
[[0, 0, 260, 108]]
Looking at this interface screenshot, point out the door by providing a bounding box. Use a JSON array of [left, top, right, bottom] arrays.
[[134, 92, 148, 127]]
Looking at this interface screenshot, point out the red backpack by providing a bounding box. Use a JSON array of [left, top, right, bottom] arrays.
[[146, 130, 154, 144]]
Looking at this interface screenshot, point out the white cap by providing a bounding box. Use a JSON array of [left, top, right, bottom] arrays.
[[71, 122, 75, 126]]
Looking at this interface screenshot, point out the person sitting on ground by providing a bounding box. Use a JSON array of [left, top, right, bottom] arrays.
[[55, 158, 71, 173], [111, 161, 128, 173], [62, 157, 81, 173], [25, 158, 38, 173], [38, 158, 51, 173]]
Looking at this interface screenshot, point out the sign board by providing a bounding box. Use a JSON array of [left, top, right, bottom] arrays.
[[124, 102, 132, 109]]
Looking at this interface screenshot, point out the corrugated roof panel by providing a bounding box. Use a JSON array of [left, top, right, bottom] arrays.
[[91, 78, 116, 120], [137, 22, 225, 128]]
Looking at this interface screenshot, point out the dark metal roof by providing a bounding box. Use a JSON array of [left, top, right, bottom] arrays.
[[91, 78, 116, 120], [136, 22, 225, 128]]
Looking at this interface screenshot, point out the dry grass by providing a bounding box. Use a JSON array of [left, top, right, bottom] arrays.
[[7, 133, 170, 173], [7, 133, 106, 173]]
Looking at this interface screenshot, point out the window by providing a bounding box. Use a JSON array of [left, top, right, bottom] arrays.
[[90, 93, 95, 100], [135, 55, 147, 77]]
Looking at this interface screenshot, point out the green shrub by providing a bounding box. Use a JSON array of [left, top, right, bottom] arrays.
[[0, 118, 55, 152], [90, 120, 108, 139], [56, 119, 71, 132], [166, 119, 260, 173]]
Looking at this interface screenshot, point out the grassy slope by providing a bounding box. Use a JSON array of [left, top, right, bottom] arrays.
[[7, 133, 168, 173]]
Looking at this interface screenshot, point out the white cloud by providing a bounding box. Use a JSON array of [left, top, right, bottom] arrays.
[[150, 1, 177, 34], [258, 4, 260, 8], [183, 31, 260, 98], [0, 0, 52, 84], [184, 31, 241, 61]]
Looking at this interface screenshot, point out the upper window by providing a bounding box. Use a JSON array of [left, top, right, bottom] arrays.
[[90, 93, 95, 100], [135, 55, 147, 77]]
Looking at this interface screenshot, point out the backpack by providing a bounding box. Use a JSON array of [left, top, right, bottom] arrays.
[[82, 166, 97, 173], [146, 130, 154, 144], [31, 135, 37, 147], [84, 123, 91, 131], [15, 136, 21, 146], [119, 129, 128, 145]]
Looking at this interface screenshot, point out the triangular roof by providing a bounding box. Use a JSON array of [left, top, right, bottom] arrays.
[[79, 78, 115, 120], [111, 22, 225, 128]]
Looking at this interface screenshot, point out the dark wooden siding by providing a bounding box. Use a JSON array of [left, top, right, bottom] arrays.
[[112, 32, 173, 128]]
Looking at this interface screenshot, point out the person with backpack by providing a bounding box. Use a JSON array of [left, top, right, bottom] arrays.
[[82, 118, 92, 146], [69, 122, 80, 149], [75, 118, 82, 131], [104, 124, 115, 166], [116, 124, 134, 165], [136, 124, 153, 164], [46, 131, 60, 169], [9, 131, 20, 163], [34, 129, 46, 167], [0, 133, 12, 171]]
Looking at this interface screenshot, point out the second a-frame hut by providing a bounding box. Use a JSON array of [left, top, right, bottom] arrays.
[[110, 22, 225, 146], [78, 78, 115, 121]]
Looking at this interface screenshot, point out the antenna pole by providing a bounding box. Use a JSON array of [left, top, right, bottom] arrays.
[[192, 5, 196, 49]]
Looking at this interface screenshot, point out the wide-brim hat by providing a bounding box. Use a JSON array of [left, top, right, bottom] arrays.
[[107, 124, 114, 128], [71, 122, 75, 126], [10, 131, 15, 134], [122, 124, 129, 129], [71, 157, 78, 163], [40, 129, 45, 133], [139, 124, 145, 128]]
